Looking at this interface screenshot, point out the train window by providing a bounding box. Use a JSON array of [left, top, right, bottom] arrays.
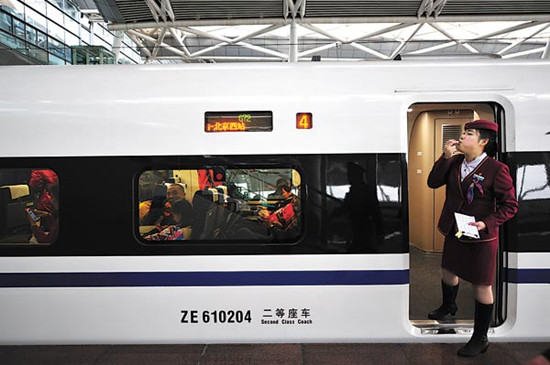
[[0, 168, 59, 245], [138, 167, 302, 243], [514, 152, 550, 250], [323, 154, 404, 253]]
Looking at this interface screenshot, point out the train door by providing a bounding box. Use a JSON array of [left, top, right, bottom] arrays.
[[407, 103, 503, 329]]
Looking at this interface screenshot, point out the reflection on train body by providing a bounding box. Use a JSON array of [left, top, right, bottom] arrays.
[[513, 152, 550, 250]]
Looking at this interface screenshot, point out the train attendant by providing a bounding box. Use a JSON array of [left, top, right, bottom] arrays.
[[427, 119, 518, 357]]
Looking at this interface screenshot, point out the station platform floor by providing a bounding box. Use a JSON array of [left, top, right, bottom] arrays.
[[0, 342, 548, 364]]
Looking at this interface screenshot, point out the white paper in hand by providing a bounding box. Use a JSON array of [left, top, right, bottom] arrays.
[[454, 213, 480, 239]]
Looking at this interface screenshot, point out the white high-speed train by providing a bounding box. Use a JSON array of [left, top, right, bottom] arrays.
[[0, 60, 548, 344]]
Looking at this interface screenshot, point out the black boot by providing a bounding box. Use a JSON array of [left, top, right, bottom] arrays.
[[428, 280, 459, 320], [457, 301, 493, 357]]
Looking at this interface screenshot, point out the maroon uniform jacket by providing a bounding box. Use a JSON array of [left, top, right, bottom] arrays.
[[428, 154, 518, 242]]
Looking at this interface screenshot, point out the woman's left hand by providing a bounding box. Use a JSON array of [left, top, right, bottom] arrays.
[[468, 221, 486, 231]]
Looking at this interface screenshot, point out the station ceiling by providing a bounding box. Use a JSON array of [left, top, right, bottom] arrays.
[[94, 0, 550, 63]]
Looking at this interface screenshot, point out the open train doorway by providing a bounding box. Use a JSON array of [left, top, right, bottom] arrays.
[[407, 102, 507, 331]]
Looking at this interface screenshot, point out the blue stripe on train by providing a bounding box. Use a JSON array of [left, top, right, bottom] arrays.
[[0, 270, 410, 288], [506, 268, 550, 284]]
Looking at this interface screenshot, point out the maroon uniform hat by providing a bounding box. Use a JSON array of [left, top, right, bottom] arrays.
[[464, 119, 498, 132]]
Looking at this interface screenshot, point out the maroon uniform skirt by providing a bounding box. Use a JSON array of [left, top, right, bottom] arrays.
[[441, 234, 498, 286]]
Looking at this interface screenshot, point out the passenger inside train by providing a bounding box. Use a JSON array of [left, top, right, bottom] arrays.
[[0, 168, 58, 245], [143, 199, 193, 241], [258, 180, 300, 234], [137, 167, 302, 242]]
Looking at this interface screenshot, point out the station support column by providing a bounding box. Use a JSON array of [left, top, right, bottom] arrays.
[[289, 21, 298, 62]]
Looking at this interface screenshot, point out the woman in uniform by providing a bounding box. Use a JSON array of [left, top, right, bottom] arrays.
[[427, 119, 518, 357]]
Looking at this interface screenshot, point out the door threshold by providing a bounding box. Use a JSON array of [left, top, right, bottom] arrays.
[[411, 320, 495, 335]]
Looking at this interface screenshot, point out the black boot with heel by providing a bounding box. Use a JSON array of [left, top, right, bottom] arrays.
[[428, 280, 459, 320], [457, 301, 493, 357]]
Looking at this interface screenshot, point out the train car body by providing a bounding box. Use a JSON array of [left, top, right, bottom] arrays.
[[0, 60, 548, 344]]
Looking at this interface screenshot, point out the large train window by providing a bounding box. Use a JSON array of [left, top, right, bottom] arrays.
[[137, 167, 302, 243], [0, 168, 59, 245]]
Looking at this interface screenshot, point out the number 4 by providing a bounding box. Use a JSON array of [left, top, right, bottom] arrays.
[[296, 113, 312, 129]]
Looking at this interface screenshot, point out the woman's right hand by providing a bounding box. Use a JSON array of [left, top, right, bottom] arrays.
[[443, 139, 461, 159]]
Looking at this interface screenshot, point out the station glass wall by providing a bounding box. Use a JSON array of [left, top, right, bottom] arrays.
[[0, 0, 141, 65]]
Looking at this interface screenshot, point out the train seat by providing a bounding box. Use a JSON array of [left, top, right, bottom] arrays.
[[191, 189, 216, 239], [0, 184, 32, 238], [208, 188, 219, 203], [216, 186, 228, 204]]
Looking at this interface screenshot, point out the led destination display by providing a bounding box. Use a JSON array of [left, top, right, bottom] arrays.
[[205, 111, 273, 133]]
